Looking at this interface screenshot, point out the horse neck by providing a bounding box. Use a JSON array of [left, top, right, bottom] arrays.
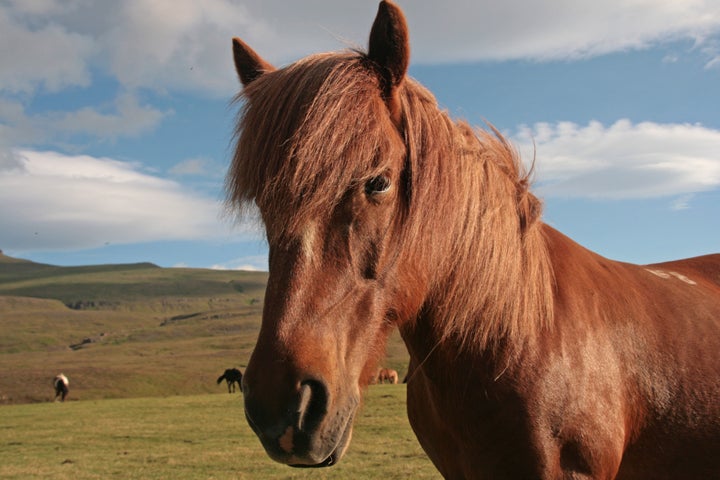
[[401, 116, 554, 360]]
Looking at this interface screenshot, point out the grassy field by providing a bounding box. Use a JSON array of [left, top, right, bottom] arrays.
[[0, 253, 411, 404], [0, 253, 431, 477], [0, 387, 439, 479]]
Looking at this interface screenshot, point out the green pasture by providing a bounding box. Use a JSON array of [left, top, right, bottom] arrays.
[[0, 388, 439, 479], [0, 254, 409, 403], [0, 253, 431, 477]]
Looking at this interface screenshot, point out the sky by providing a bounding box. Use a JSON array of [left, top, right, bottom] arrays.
[[1, 0, 719, 271]]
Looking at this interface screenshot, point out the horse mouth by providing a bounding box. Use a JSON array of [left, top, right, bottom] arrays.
[[289, 414, 354, 468], [246, 402, 356, 468]]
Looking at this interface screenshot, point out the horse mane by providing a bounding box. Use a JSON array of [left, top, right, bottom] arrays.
[[392, 81, 554, 354], [228, 50, 554, 354]]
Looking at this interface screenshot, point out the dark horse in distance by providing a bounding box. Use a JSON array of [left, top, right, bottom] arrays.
[[217, 368, 243, 393], [227, 1, 720, 478], [53, 373, 69, 402]]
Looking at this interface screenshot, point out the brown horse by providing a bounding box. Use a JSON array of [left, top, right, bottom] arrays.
[[376, 368, 399, 385], [228, 1, 720, 477]]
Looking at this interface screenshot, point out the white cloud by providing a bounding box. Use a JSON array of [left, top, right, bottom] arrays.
[[403, 0, 720, 63], [513, 120, 720, 199], [98, 1, 257, 94], [0, 150, 258, 251], [2, 1, 719, 97]]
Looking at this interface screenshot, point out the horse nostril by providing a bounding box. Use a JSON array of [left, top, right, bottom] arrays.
[[296, 383, 312, 431], [296, 379, 328, 434]]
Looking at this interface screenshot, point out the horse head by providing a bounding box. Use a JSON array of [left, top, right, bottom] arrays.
[[229, 1, 424, 467]]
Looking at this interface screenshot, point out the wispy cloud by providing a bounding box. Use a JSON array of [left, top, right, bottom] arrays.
[[513, 120, 720, 200], [700, 37, 720, 69], [210, 255, 268, 271], [169, 157, 223, 178], [0, 94, 168, 150], [50, 93, 168, 139], [671, 194, 694, 211]]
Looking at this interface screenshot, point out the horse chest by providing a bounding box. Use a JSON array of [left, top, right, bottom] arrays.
[[406, 365, 548, 478]]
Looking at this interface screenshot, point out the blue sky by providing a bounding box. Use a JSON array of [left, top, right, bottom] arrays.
[[1, 0, 719, 270]]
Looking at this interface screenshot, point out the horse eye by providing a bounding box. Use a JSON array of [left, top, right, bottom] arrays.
[[364, 175, 391, 195]]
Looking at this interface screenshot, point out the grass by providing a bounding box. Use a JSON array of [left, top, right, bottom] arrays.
[[0, 256, 410, 404], [0, 388, 440, 479], [0, 254, 429, 476]]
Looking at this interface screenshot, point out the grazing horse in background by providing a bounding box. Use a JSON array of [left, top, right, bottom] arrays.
[[228, 1, 720, 477], [376, 368, 399, 384], [53, 374, 69, 402], [217, 368, 243, 393]]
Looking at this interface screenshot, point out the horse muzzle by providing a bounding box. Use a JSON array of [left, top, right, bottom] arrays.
[[243, 379, 358, 467]]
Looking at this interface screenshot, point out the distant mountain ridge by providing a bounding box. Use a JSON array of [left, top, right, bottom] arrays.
[[0, 250, 37, 264], [0, 250, 158, 269], [0, 252, 262, 307]]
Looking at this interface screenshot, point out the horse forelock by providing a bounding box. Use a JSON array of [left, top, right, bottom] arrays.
[[228, 52, 404, 244], [227, 48, 554, 353]]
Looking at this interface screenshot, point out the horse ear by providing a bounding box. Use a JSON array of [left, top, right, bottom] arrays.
[[368, 1, 410, 91], [367, 1, 410, 123], [232, 37, 275, 86]]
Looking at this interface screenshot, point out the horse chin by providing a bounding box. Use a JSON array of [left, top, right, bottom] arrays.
[[290, 423, 353, 468]]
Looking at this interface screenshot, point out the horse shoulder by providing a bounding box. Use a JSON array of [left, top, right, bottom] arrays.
[[543, 225, 720, 476]]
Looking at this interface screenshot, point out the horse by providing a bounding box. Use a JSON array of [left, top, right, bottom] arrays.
[[53, 373, 69, 402], [227, 1, 720, 477], [376, 368, 399, 385], [217, 368, 243, 393]]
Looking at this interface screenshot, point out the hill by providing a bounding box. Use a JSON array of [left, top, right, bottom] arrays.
[[0, 254, 410, 404]]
